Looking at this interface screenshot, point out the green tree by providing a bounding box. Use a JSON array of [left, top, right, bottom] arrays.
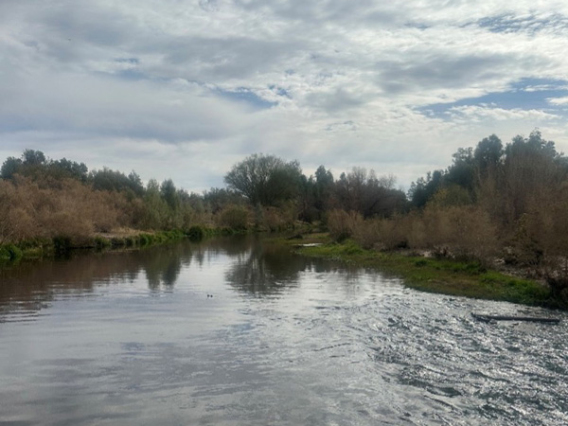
[[224, 154, 302, 206], [22, 149, 46, 166], [0, 157, 22, 179], [160, 179, 179, 211], [474, 134, 503, 178]]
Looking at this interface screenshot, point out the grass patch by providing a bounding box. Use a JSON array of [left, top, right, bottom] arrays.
[[297, 239, 555, 308]]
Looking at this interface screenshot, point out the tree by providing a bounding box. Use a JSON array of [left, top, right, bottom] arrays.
[[224, 154, 302, 206], [474, 134, 503, 178], [0, 157, 22, 179], [22, 149, 46, 166], [160, 179, 179, 211], [408, 170, 444, 209]]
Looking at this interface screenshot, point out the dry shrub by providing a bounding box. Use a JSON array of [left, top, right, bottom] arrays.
[[327, 209, 362, 242], [87, 191, 123, 232], [6, 208, 38, 242], [424, 205, 498, 261], [351, 213, 425, 251], [263, 207, 287, 231], [352, 217, 381, 249], [404, 212, 428, 249], [0, 176, 129, 243], [40, 210, 93, 240], [259, 202, 297, 232], [216, 205, 250, 230]]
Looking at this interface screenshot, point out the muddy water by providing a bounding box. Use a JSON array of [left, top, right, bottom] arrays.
[[0, 236, 567, 425]]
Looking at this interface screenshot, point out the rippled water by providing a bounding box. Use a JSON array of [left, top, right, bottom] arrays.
[[1, 236, 567, 425]]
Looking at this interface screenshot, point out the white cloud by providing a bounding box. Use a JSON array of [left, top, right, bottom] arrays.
[[548, 97, 568, 105], [1, 0, 568, 190]]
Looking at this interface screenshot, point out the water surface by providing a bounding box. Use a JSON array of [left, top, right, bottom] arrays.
[[1, 236, 567, 425]]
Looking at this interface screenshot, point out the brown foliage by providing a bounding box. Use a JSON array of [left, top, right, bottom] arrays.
[[327, 209, 363, 242], [216, 205, 250, 230], [0, 176, 130, 243]]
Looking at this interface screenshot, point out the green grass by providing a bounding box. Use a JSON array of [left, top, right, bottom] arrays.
[[0, 229, 192, 267], [296, 240, 555, 308]]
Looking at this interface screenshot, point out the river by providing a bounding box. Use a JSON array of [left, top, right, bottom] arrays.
[[1, 236, 567, 425]]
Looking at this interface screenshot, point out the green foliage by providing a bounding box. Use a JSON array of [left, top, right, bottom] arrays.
[[224, 153, 302, 206], [90, 167, 144, 196], [299, 241, 552, 307], [22, 150, 46, 166], [1, 150, 89, 182], [160, 179, 179, 211], [6, 244, 23, 260], [52, 236, 72, 254], [1, 156, 23, 179], [95, 237, 112, 250], [138, 234, 153, 246], [187, 226, 205, 241], [0, 246, 12, 261], [429, 185, 472, 208]]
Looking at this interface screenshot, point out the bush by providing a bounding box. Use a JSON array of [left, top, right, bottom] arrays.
[[0, 246, 11, 261], [52, 236, 72, 254], [217, 205, 249, 231], [94, 236, 111, 249], [187, 226, 204, 241], [327, 210, 362, 242], [138, 234, 151, 246]]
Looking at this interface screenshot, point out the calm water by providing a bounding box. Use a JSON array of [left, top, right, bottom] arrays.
[[1, 236, 567, 425]]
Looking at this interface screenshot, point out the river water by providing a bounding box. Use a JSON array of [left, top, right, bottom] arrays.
[[1, 236, 567, 425]]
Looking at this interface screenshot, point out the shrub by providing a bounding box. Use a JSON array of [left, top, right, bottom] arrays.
[[94, 236, 111, 249], [0, 246, 11, 261], [187, 226, 204, 241], [327, 209, 362, 242], [52, 236, 72, 254], [424, 205, 498, 262], [217, 205, 249, 231], [138, 234, 151, 246], [6, 244, 22, 260]]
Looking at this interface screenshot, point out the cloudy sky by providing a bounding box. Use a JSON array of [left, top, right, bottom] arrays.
[[1, 0, 568, 192]]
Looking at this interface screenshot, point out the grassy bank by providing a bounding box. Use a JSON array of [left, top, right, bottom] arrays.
[[294, 237, 560, 309], [0, 227, 207, 265]]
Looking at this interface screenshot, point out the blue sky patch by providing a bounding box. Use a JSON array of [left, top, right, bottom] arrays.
[[216, 87, 277, 109], [475, 14, 568, 34], [418, 78, 568, 119]]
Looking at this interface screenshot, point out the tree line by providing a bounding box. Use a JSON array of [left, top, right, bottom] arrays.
[[2, 130, 568, 296]]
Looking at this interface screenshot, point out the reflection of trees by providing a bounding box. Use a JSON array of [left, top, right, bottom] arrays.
[[0, 236, 261, 320], [0, 242, 195, 319], [143, 246, 187, 290], [225, 242, 309, 295], [0, 235, 362, 320]]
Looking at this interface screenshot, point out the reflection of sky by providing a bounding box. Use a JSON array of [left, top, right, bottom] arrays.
[[1, 238, 568, 424]]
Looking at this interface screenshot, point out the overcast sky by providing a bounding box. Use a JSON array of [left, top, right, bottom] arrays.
[[1, 0, 567, 192]]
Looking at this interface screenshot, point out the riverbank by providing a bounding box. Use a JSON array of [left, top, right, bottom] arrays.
[[290, 235, 562, 309], [0, 225, 225, 265]]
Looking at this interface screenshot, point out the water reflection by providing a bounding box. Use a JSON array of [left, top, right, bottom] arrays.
[[0, 236, 339, 319], [0, 243, 193, 319], [143, 246, 185, 290], [1, 236, 568, 425], [225, 241, 305, 295]]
